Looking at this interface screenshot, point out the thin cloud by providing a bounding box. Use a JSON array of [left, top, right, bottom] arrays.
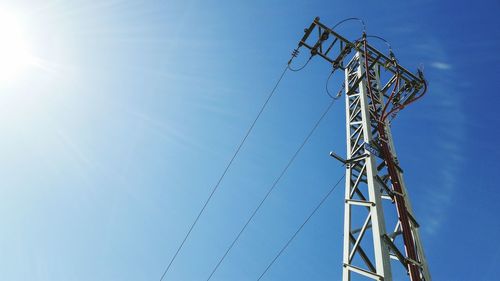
[[411, 37, 465, 236], [431, 62, 452, 70]]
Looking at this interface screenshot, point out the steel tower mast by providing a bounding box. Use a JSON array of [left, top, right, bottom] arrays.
[[293, 17, 431, 281]]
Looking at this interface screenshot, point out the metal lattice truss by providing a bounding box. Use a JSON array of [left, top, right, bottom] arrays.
[[294, 18, 431, 281]]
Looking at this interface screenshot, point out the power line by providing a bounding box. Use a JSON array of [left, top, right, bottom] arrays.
[[331, 17, 366, 32], [287, 57, 312, 72], [256, 173, 345, 281], [325, 69, 344, 100], [158, 64, 289, 281], [205, 98, 338, 281], [366, 35, 393, 54]]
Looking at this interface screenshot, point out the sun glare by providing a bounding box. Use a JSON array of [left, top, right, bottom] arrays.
[[0, 9, 33, 83]]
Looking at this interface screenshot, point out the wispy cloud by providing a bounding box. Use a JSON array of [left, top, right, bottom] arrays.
[[423, 141, 463, 235], [412, 38, 465, 236], [430, 62, 452, 70]]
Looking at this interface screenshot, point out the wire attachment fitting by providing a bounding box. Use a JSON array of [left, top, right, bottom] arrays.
[[288, 48, 300, 65]]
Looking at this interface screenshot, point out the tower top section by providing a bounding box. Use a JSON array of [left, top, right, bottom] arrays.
[[295, 17, 427, 121]]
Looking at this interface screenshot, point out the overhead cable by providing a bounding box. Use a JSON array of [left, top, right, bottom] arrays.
[[331, 17, 366, 32], [366, 34, 394, 55], [205, 97, 339, 281], [325, 70, 344, 100], [288, 57, 312, 72], [256, 173, 345, 281], [158, 63, 290, 281]]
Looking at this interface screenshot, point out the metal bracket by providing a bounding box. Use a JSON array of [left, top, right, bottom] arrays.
[[330, 151, 368, 165]]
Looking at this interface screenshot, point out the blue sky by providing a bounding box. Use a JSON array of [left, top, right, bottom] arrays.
[[0, 0, 499, 280]]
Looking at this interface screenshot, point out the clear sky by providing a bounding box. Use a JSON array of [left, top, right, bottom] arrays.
[[0, 0, 499, 280]]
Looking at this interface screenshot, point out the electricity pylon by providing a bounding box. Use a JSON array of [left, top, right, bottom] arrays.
[[294, 17, 431, 281]]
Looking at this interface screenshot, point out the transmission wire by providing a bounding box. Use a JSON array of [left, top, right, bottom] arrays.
[[288, 57, 312, 72], [158, 64, 289, 281], [331, 17, 366, 32], [325, 70, 345, 100], [366, 35, 394, 55], [256, 173, 346, 281], [205, 98, 338, 281]]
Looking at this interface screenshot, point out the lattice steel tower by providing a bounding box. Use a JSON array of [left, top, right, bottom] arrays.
[[294, 18, 431, 281]]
